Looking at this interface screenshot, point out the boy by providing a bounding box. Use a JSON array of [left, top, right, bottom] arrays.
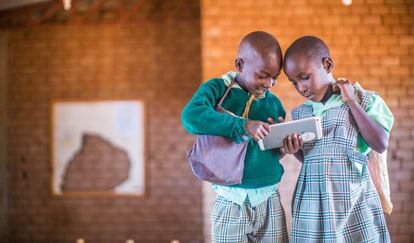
[[182, 31, 288, 242]]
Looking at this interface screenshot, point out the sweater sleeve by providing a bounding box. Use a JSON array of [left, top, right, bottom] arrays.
[[181, 78, 248, 143]]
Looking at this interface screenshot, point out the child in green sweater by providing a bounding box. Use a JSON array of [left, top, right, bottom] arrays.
[[182, 31, 289, 242]]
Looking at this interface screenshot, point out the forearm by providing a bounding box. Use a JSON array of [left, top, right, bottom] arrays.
[[182, 100, 248, 143], [181, 80, 249, 142], [347, 100, 388, 153]]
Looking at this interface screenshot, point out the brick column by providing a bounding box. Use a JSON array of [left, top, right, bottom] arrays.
[[0, 30, 8, 242]]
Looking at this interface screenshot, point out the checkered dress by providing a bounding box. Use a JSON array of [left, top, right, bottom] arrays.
[[290, 86, 391, 243], [211, 190, 288, 243]]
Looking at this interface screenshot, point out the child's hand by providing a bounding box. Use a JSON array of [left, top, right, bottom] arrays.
[[267, 116, 284, 125], [280, 134, 302, 154], [332, 78, 356, 103], [245, 120, 270, 142]]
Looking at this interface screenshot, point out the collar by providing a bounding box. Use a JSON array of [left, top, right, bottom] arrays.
[[304, 82, 363, 117], [221, 71, 266, 99]]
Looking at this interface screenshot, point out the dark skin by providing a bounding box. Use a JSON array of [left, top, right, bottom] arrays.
[[282, 53, 389, 161], [234, 41, 283, 142]]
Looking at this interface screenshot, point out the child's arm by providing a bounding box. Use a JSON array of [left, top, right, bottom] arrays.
[[244, 120, 271, 142], [334, 80, 389, 153], [182, 79, 250, 143], [347, 101, 388, 153]]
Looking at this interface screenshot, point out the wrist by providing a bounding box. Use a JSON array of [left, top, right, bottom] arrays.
[[242, 118, 251, 136], [346, 99, 358, 104]]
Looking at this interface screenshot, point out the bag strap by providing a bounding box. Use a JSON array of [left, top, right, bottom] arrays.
[[217, 79, 236, 107], [215, 78, 253, 118]]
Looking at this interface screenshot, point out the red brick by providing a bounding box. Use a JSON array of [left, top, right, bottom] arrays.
[[374, 25, 393, 34], [381, 56, 401, 66], [363, 15, 383, 24], [392, 192, 411, 202], [400, 36, 414, 45], [400, 181, 414, 192], [391, 235, 411, 242], [396, 149, 414, 159], [389, 66, 410, 76], [343, 16, 361, 24], [383, 15, 401, 24], [387, 213, 411, 224], [392, 26, 411, 35], [390, 5, 408, 14], [371, 5, 390, 14], [401, 15, 414, 24]]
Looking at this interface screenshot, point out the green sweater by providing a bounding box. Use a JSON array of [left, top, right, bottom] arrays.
[[182, 78, 286, 188]]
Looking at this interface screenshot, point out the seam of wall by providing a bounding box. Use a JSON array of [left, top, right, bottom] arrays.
[[0, 30, 8, 242]]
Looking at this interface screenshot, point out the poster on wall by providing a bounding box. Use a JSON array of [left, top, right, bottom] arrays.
[[50, 100, 146, 197]]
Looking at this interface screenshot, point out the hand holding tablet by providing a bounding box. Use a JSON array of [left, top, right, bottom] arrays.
[[258, 117, 323, 151]]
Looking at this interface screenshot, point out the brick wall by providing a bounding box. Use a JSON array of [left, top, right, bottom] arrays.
[[6, 18, 202, 243], [201, 0, 414, 242], [3, 0, 414, 242], [0, 31, 8, 243]]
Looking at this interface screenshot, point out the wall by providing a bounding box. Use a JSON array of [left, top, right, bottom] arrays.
[[6, 17, 202, 243], [3, 0, 414, 242], [0, 30, 8, 243], [201, 0, 414, 242]]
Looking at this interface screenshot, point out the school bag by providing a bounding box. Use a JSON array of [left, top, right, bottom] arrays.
[[186, 79, 253, 185], [368, 150, 393, 214], [351, 80, 393, 215]]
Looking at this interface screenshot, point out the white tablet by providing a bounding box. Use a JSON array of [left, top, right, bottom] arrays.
[[258, 117, 323, 150]]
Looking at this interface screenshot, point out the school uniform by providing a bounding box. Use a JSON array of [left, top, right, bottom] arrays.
[[182, 72, 288, 242], [291, 83, 393, 243]]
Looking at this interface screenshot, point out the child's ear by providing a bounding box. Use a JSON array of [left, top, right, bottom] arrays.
[[322, 57, 334, 73], [235, 58, 244, 72]]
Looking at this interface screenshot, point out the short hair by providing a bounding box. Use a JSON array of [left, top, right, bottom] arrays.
[[284, 36, 330, 64], [238, 31, 282, 66]]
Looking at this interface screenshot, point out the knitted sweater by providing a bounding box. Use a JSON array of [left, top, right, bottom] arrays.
[[182, 77, 286, 188]]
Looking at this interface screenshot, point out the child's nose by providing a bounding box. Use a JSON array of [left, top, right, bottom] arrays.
[[297, 83, 307, 93], [263, 78, 274, 88]]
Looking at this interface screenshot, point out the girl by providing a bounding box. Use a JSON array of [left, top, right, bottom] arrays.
[[282, 36, 393, 243]]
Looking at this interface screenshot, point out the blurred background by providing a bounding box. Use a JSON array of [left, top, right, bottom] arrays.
[[0, 0, 413, 242]]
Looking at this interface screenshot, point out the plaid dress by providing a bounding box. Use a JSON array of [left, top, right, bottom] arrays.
[[291, 86, 391, 243]]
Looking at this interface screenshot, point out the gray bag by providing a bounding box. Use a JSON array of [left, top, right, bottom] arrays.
[[186, 79, 252, 185]]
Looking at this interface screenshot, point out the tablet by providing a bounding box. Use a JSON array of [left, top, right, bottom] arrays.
[[258, 117, 323, 150]]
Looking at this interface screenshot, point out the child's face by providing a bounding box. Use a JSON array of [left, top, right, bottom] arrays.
[[236, 52, 281, 97], [284, 54, 332, 102]]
